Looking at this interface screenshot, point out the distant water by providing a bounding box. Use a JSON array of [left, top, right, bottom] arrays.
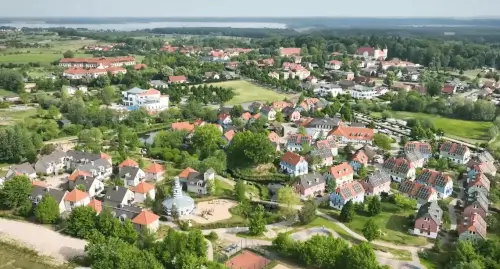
[[1, 21, 287, 30]]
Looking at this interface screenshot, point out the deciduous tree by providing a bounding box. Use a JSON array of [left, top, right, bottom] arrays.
[[339, 200, 355, 223], [362, 219, 380, 241], [35, 194, 60, 224], [248, 204, 266, 236], [0, 175, 32, 209], [368, 196, 381, 216], [298, 199, 317, 224]]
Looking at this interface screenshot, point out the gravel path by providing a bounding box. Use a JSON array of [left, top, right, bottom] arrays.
[[0, 218, 86, 264]]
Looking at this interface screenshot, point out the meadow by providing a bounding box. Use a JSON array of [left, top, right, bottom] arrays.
[[207, 80, 294, 105], [371, 111, 492, 143]]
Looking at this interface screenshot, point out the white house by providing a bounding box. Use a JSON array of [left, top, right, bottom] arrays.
[[132, 182, 156, 204], [350, 85, 378, 99], [313, 84, 344, 97], [64, 189, 90, 211], [325, 60, 342, 70], [122, 87, 169, 114], [120, 166, 146, 187]]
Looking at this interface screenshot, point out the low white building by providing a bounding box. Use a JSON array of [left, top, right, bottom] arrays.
[[350, 85, 378, 99], [122, 87, 169, 114], [313, 84, 344, 97]]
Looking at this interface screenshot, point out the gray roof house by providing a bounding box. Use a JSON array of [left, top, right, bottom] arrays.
[[149, 80, 169, 89], [104, 186, 135, 205], [102, 200, 143, 222], [5, 163, 37, 180], [34, 150, 66, 175], [29, 186, 67, 213], [76, 158, 113, 181], [119, 166, 145, 187]]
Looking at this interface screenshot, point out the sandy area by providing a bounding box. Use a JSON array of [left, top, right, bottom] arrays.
[[0, 218, 86, 264], [188, 199, 237, 224], [272, 264, 292, 269]]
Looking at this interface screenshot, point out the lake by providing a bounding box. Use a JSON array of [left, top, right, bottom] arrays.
[[2, 21, 287, 30]]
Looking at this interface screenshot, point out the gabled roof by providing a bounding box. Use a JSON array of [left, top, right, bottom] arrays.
[[132, 210, 160, 225], [458, 213, 487, 239], [416, 201, 443, 224], [281, 152, 305, 166], [351, 150, 368, 164], [440, 142, 469, 156], [336, 181, 365, 200], [145, 163, 164, 174], [328, 162, 354, 180], [88, 198, 102, 213], [399, 181, 436, 201], [223, 130, 236, 142], [104, 186, 131, 203], [296, 173, 325, 189], [68, 169, 92, 181], [119, 159, 139, 168], [171, 121, 195, 132], [467, 173, 490, 192], [287, 134, 312, 145], [465, 192, 489, 213], [179, 167, 198, 179], [31, 186, 67, 204], [416, 169, 452, 188], [168, 75, 187, 83], [64, 189, 89, 202], [328, 125, 374, 141], [363, 170, 391, 188], [382, 157, 413, 174], [132, 181, 155, 194]]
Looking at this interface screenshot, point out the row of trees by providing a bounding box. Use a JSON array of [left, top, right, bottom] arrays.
[[390, 90, 497, 121], [0, 68, 25, 93]]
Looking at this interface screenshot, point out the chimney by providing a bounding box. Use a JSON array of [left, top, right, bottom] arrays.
[[91, 161, 94, 166], [307, 181, 311, 185], [118, 203, 123, 208], [114, 186, 119, 191]]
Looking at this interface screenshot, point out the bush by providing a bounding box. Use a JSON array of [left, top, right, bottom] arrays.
[[206, 231, 218, 241]]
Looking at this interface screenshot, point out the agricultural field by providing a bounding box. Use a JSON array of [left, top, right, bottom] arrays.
[[0, 106, 38, 125], [207, 80, 294, 105], [371, 111, 492, 143]]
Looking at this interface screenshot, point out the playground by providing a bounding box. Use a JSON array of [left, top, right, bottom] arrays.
[[190, 199, 237, 224]]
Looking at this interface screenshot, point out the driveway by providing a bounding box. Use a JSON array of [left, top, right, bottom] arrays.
[[43, 173, 70, 189]]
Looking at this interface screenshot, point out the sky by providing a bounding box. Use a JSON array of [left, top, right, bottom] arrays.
[[1, 0, 500, 18]]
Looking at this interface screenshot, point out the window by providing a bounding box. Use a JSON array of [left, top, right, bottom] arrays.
[[421, 224, 424, 228]]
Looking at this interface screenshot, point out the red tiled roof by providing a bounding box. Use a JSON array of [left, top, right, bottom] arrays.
[[224, 130, 236, 142], [328, 125, 374, 141], [88, 198, 102, 213], [281, 152, 305, 166], [458, 213, 487, 239], [171, 121, 195, 132], [268, 132, 280, 143], [137, 88, 160, 96], [328, 162, 354, 180], [132, 210, 159, 225], [100, 152, 112, 160], [60, 56, 135, 64], [65, 189, 89, 202], [280, 48, 301, 56], [69, 169, 92, 181], [179, 167, 198, 178], [218, 113, 231, 121], [32, 181, 48, 187], [132, 181, 155, 194], [351, 150, 368, 165], [145, 163, 164, 174], [119, 159, 139, 168], [169, 75, 187, 83], [135, 64, 147, 70]]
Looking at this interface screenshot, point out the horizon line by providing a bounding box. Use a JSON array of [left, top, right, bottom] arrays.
[[0, 16, 500, 19]]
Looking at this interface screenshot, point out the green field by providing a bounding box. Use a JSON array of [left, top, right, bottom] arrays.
[[207, 80, 293, 105], [0, 53, 92, 64], [371, 111, 492, 143], [0, 108, 38, 125]]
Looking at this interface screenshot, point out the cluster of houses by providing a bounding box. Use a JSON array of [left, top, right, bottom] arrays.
[[60, 56, 140, 80], [3, 150, 165, 232]]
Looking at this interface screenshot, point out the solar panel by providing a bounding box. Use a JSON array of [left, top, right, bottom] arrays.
[[353, 182, 363, 193]]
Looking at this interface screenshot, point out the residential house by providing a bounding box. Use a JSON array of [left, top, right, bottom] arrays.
[[325, 60, 342, 70], [466, 173, 490, 197], [34, 150, 67, 175], [463, 191, 489, 220], [260, 106, 277, 121], [350, 85, 378, 99], [439, 142, 471, 165], [297, 98, 323, 112], [280, 152, 309, 176], [69, 175, 104, 198], [168, 75, 187, 84], [268, 132, 280, 144], [404, 141, 433, 161], [249, 102, 263, 113], [76, 158, 113, 181], [313, 84, 344, 97], [329, 181, 365, 209], [145, 163, 165, 182], [355, 46, 388, 60], [309, 140, 338, 169], [279, 47, 301, 57], [132, 181, 156, 204], [301, 117, 343, 134], [64, 189, 90, 211], [5, 163, 37, 180], [178, 167, 215, 195], [327, 123, 374, 145], [349, 150, 369, 172], [241, 112, 261, 123], [416, 169, 453, 199], [361, 171, 391, 196], [279, 107, 300, 123], [119, 159, 139, 170], [324, 162, 354, 187], [30, 186, 67, 213], [104, 186, 135, 204], [399, 181, 438, 207], [222, 130, 236, 145], [272, 101, 294, 112], [121, 87, 169, 114], [382, 157, 416, 183], [442, 83, 458, 95], [286, 134, 313, 152], [294, 173, 326, 199], [218, 113, 232, 125], [413, 201, 443, 239], [467, 151, 497, 177], [458, 213, 487, 242], [405, 151, 426, 169], [131, 210, 160, 232], [64, 150, 112, 171], [149, 80, 169, 89], [119, 166, 146, 187]]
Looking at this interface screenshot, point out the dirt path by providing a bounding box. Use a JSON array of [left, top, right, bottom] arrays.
[[0, 218, 86, 264]]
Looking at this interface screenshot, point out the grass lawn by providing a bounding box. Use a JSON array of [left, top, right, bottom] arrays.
[[371, 111, 492, 143], [0, 52, 92, 65], [0, 108, 38, 125], [206, 80, 292, 105]]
